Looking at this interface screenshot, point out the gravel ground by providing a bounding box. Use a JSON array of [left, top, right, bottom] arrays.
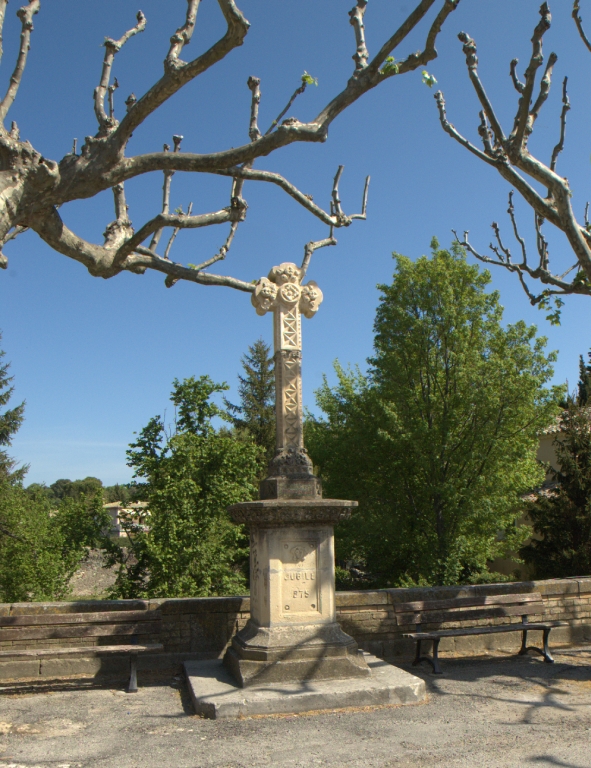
[[0, 648, 590, 768]]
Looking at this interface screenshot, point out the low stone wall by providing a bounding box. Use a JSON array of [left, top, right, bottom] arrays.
[[1, 578, 590, 680]]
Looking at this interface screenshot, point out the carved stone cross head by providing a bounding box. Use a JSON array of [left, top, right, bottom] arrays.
[[251, 262, 323, 335]]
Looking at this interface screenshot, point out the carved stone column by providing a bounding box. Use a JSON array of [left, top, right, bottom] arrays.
[[251, 262, 323, 500], [224, 263, 369, 687]]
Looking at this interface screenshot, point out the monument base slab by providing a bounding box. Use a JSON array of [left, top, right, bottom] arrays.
[[184, 653, 425, 719]]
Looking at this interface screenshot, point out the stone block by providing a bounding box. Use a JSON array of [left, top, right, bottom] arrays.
[[537, 580, 579, 596], [576, 579, 591, 594], [159, 596, 249, 615], [9, 599, 147, 615], [0, 659, 40, 680], [185, 654, 425, 719], [336, 591, 388, 607], [40, 656, 109, 679]]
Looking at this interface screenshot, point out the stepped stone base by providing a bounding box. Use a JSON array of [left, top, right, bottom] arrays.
[[185, 653, 425, 719], [224, 620, 370, 687]]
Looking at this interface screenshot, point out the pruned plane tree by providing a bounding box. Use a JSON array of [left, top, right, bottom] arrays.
[[0, 0, 459, 292], [435, 1, 591, 323]]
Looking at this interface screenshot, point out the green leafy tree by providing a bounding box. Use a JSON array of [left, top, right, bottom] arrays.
[[225, 339, 275, 468], [108, 375, 261, 599], [0, 335, 112, 600], [46, 476, 104, 504], [0, 484, 110, 602], [0, 334, 25, 483], [307, 240, 561, 587], [521, 406, 591, 579], [102, 483, 138, 505]]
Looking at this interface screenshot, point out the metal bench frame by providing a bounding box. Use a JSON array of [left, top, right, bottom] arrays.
[[400, 592, 560, 674]]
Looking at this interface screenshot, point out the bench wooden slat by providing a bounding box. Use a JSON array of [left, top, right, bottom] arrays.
[[397, 602, 544, 626], [0, 621, 161, 642], [392, 592, 543, 613], [0, 610, 160, 628], [0, 643, 164, 660], [404, 621, 565, 640]]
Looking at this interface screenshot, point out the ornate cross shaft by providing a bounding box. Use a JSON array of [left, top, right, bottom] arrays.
[[251, 262, 323, 498]]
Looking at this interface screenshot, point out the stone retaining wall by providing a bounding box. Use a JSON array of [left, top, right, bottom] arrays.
[[1, 578, 590, 680]]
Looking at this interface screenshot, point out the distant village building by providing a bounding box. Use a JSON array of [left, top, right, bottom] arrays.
[[103, 501, 149, 537]]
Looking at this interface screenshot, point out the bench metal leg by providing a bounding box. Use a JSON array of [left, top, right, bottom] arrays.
[[412, 638, 442, 674], [517, 627, 554, 664], [128, 652, 138, 693]]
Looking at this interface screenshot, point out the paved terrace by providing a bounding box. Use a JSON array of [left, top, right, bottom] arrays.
[[0, 648, 590, 768]]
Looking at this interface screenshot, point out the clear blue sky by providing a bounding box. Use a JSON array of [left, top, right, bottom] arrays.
[[2, 0, 591, 486]]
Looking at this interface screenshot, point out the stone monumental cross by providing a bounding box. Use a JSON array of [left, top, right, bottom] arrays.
[[224, 263, 370, 686]]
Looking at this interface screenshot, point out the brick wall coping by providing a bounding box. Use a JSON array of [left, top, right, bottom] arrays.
[[1, 577, 589, 616]]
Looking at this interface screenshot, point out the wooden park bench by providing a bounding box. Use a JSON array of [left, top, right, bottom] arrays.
[[0, 606, 163, 692], [399, 592, 561, 674]]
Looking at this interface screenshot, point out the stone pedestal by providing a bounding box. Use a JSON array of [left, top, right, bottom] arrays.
[[223, 499, 370, 687]]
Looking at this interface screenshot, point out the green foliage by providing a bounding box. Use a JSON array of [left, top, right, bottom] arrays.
[[301, 71, 318, 86], [521, 405, 591, 578], [108, 375, 262, 599], [225, 339, 275, 469], [0, 483, 110, 602], [102, 483, 138, 505], [421, 70, 437, 88], [537, 292, 564, 326], [0, 333, 25, 483], [380, 57, 399, 76], [577, 352, 591, 406], [307, 240, 561, 587]]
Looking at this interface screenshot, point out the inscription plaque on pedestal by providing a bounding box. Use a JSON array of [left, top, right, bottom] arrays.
[[281, 540, 319, 616]]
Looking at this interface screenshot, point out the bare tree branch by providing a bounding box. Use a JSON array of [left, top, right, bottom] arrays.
[[509, 3, 551, 152], [103, 183, 133, 251], [111, 0, 249, 152], [301, 236, 337, 276], [457, 31, 505, 145], [550, 76, 570, 171], [149, 135, 183, 252], [94, 10, 146, 134], [452, 189, 591, 308], [0, 0, 40, 124], [0, 1, 461, 297], [435, 91, 497, 166], [436, 3, 591, 307], [129, 247, 254, 292], [163, 201, 193, 262], [214, 165, 367, 229], [529, 51, 557, 128], [115, 206, 239, 265], [573, 0, 591, 53], [188, 218, 238, 272], [247, 76, 262, 142], [0, 0, 9, 64], [350, 175, 370, 221], [349, 0, 369, 71], [509, 59, 525, 93], [264, 78, 309, 136], [166, 0, 201, 69]]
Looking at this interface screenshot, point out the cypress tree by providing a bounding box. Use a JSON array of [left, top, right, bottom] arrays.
[[522, 405, 591, 578], [0, 333, 25, 484], [226, 339, 275, 465]]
